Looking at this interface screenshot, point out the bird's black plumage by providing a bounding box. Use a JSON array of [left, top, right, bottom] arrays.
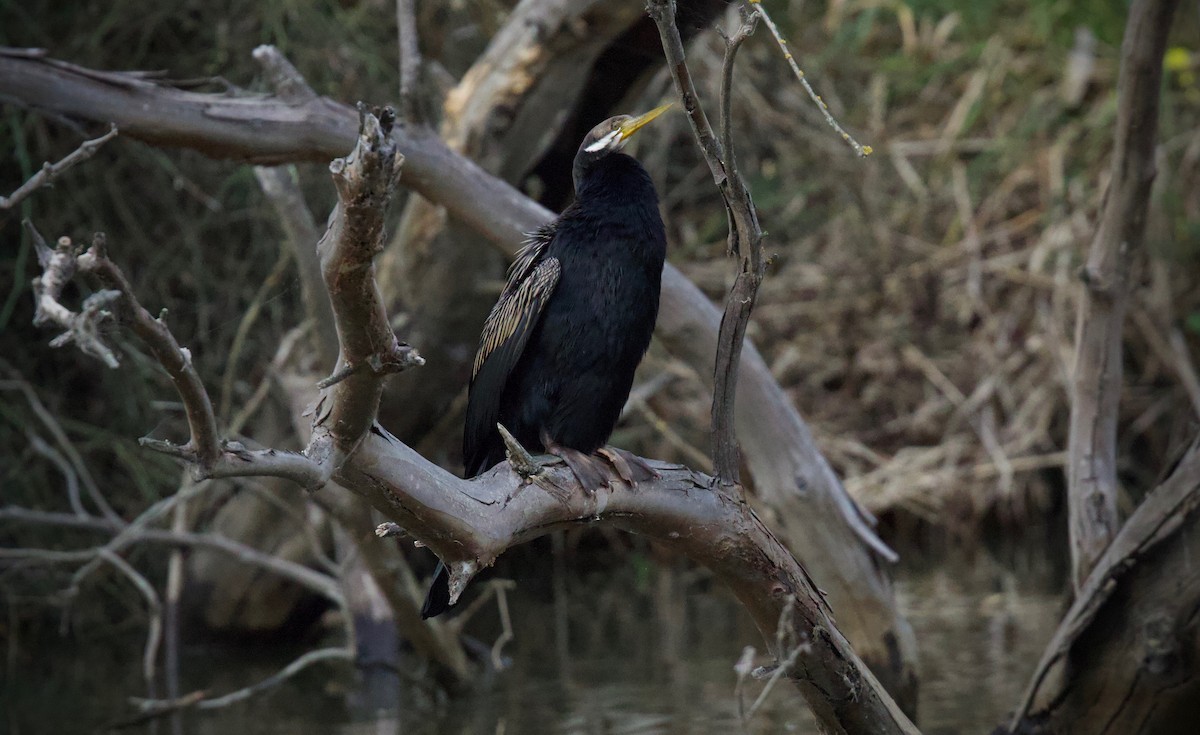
[[421, 108, 670, 619], [463, 151, 666, 476]]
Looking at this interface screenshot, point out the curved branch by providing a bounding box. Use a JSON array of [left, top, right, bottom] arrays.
[[5, 44, 915, 704], [338, 429, 917, 734]]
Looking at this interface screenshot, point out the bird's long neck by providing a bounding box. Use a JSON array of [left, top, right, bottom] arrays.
[[572, 153, 659, 212]]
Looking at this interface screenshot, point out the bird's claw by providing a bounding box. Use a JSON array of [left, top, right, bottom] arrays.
[[598, 446, 659, 486]]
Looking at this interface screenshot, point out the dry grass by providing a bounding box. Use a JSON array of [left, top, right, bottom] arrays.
[[630, 1, 1200, 529]]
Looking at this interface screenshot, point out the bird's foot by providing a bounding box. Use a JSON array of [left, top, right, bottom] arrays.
[[598, 446, 659, 486], [545, 442, 610, 493]]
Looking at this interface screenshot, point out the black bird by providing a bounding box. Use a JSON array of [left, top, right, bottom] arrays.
[[421, 104, 671, 619]]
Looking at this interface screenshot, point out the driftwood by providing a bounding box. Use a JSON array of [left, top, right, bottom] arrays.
[[0, 34, 915, 700], [1066, 0, 1178, 590]]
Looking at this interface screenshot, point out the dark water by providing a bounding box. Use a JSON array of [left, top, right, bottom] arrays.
[[4, 541, 1066, 735]]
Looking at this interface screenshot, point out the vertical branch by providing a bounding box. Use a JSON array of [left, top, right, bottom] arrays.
[[648, 0, 764, 486], [313, 104, 423, 462], [251, 45, 339, 365], [1066, 0, 1177, 591], [396, 0, 422, 123]]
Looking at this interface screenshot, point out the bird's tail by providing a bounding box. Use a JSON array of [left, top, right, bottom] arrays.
[[420, 561, 451, 619]]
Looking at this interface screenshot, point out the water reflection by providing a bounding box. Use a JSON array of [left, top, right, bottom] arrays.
[[7, 540, 1065, 734]]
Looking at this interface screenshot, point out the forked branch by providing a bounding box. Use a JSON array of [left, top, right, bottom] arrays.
[[648, 0, 764, 486], [29, 105, 917, 735]]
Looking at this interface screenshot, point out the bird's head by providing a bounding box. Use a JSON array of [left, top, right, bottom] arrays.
[[573, 104, 672, 187]]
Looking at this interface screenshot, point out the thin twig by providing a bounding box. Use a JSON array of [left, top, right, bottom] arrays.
[[0, 370, 119, 522], [131, 647, 354, 711], [0, 125, 118, 210], [753, 3, 872, 158], [490, 581, 515, 671], [733, 645, 756, 731], [27, 433, 86, 518], [217, 243, 291, 423], [746, 596, 810, 720], [498, 423, 541, 478], [0, 501, 345, 605], [97, 548, 163, 707], [720, 7, 759, 186], [163, 483, 189, 725]]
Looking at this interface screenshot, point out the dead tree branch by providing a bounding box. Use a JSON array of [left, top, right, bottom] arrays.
[[27, 106, 917, 734], [3, 44, 914, 703], [395, 0, 421, 122], [1066, 0, 1178, 591], [131, 646, 355, 713], [754, 5, 872, 158], [0, 124, 118, 211], [0, 506, 345, 606], [648, 0, 764, 487]]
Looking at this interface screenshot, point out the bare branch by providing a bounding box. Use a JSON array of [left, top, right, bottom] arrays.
[[137, 437, 331, 490], [1067, 0, 1177, 590], [131, 646, 354, 712], [0, 505, 344, 605], [76, 232, 223, 468], [250, 44, 318, 105], [311, 104, 423, 464], [648, 0, 764, 487], [0, 370, 119, 522], [26, 230, 333, 489], [250, 45, 338, 364], [395, 0, 421, 121], [97, 548, 163, 704], [26, 224, 120, 368], [27, 433, 86, 518], [0, 125, 118, 210], [336, 429, 918, 734], [754, 4, 872, 158]]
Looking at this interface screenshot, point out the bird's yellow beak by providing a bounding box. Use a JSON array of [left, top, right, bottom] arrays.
[[618, 103, 673, 142]]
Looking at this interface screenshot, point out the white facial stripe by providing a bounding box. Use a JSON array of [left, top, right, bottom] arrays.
[[584, 129, 621, 153]]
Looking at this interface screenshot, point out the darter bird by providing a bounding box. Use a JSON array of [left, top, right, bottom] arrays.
[[421, 103, 672, 619]]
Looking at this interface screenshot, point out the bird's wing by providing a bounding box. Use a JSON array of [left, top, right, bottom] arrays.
[[463, 226, 560, 475], [472, 225, 559, 379]]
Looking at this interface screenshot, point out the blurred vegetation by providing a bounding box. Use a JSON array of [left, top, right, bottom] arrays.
[[2, 0, 1199, 624]]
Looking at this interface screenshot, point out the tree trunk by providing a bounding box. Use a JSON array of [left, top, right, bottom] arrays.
[[1066, 0, 1177, 590], [1005, 440, 1200, 734]]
